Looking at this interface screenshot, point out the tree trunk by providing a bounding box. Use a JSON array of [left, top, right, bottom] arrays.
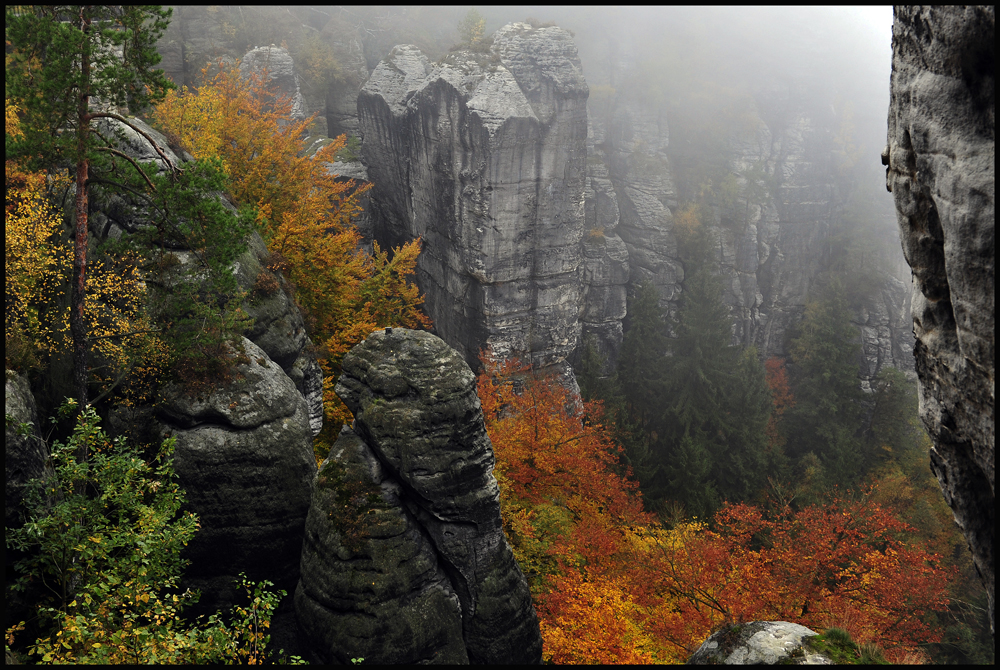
[[71, 9, 93, 469], [71, 151, 90, 411]]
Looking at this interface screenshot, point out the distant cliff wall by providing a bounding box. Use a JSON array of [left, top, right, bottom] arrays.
[[885, 5, 994, 634], [358, 22, 913, 385], [587, 85, 915, 381], [358, 23, 589, 378]]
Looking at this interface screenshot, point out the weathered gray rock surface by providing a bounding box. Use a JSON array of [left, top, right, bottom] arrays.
[[4, 372, 52, 532], [358, 22, 913, 389], [76, 113, 325, 621], [4, 372, 55, 649], [236, 232, 324, 437], [579, 232, 630, 371], [155, 337, 317, 613], [358, 23, 589, 372], [687, 621, 831, 665], [296, 328, 542, 664], [885, 5, 995, 634], [240, 45, 308, 121], [88, 115, 325, 438], [318, 15, 371, 140], [155, 5, 229, 89]]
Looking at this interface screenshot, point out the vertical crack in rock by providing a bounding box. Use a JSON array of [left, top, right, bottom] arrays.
[[296, 328, 543, 663]]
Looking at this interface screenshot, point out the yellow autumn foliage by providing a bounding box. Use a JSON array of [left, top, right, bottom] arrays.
[[6, 99, 168, 401], [153, 60, 432, 443]]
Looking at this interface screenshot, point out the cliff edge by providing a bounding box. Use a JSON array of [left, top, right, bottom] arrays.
[[885, 5, 994, 634]]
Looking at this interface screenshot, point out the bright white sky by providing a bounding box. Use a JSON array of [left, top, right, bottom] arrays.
[[847, 5, 894, 54]]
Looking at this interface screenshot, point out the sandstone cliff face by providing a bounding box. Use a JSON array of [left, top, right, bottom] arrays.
[[358, 24, 589, 375], [240, 45, 308, 122], [296, 328, 543, 664], [318, 15, 371, 140], [358, 23, 913, 386], [885, 5, 994, 633], [155, 5, 229, 89]]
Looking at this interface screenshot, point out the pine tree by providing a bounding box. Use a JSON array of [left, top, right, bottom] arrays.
[[6, 6, 175, 409]]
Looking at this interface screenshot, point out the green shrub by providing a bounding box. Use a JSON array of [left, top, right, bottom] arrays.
[[4, 401, 306, 664], [335, 134, 362, 163]]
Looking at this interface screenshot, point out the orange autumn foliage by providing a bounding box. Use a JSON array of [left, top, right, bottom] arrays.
[[153, 61, 358, 241], [477, 351, 648, 521], [153, 60, 431, 428], [477, 351, 656, 663], [626, 495, 953, 662], [478, 358, 954, 663]]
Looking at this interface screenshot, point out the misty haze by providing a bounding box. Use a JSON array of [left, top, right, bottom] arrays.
[[5, 5, 993, 665]]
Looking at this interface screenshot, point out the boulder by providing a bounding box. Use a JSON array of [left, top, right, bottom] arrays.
[[358, 23, 589, 372], [687, 621, 831, 665], [885, 5, 995, 634], [155, 337, 317, 614], [295, 426, 468, 664], [296, 328, 543, 663], [236, 231, 324, 437]]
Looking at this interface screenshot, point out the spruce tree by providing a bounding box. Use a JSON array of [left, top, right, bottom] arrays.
[[618, 280, 670, 429], [578, 335, 655, 486], [617, 280, 671, 495], [657, 221, 770, 515], [6, 5, 174, 409], [786, 279, 865, 487]]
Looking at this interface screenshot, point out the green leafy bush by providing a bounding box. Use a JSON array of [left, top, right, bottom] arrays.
[[335, 134, 362, 163], [5, 401, 305, 664]]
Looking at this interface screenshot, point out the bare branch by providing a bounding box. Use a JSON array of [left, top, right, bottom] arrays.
[[92, 147, 157, 191], [88, 111, 179, 175]]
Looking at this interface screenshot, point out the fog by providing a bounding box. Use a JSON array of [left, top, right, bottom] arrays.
[[363, 5, 894, 151], [177, 5, 904, 276], [347, 5, 899, 255]]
